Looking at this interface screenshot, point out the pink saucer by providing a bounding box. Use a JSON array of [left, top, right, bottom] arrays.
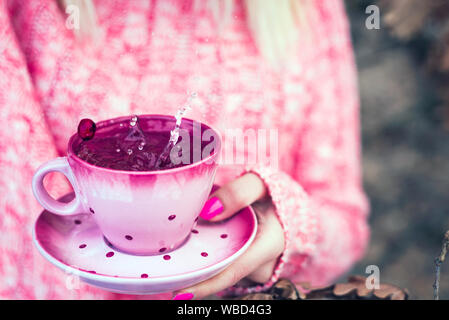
[[32, 192, 257, 295]]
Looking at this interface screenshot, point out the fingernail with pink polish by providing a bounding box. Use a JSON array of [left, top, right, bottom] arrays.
[[172, 292, 194, 300], [199, 197, 223, 220]]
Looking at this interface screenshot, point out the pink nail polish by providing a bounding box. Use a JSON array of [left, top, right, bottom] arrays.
[[172, 292, 194, 300], [199, 197, 223, 220]]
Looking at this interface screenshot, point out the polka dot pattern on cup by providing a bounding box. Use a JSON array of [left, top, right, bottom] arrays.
[[35, 192, 257, 286]]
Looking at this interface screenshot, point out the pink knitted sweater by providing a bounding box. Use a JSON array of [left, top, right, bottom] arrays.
[[0, 0, 369, 299]]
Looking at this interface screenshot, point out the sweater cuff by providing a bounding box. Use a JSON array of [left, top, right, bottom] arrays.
[[219, 165, 318, 297]]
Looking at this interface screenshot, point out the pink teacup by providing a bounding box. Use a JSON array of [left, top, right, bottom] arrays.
[[32, 115, 221, 255]]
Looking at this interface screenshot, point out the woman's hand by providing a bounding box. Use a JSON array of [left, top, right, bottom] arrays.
[[172, 173, 285, 300]]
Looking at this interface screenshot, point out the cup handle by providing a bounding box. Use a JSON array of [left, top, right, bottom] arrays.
[[32, 157, 86, 215]]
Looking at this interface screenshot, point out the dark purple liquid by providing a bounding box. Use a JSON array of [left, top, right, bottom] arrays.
[[75, 116, 215, 171]]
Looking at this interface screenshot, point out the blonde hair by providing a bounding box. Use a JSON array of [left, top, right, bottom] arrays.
[[60, 0, 306, 66]]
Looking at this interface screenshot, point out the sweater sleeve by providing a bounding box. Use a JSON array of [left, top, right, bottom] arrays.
[[0, 2, 71, 299], [224, 0, 370, 295]]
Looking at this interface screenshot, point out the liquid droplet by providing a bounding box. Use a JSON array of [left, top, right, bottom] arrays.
[[130, 115, 138, 127]]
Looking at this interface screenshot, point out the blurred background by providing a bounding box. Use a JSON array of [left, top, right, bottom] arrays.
[[345, 1, 449, 299]]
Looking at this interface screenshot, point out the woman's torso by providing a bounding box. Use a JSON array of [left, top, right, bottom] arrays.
[[10, 0, 325, 179]]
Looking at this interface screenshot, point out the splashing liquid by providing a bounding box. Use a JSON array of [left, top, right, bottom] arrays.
[[155, 93, 197, 168], [75, 94, 205, 171]]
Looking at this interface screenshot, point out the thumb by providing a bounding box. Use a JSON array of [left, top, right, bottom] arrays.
[[199, 173, 267, 222]]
